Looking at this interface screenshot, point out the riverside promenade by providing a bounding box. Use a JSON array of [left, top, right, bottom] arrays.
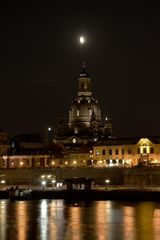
[[1, 166, 160, 186], [1, 187, 160, 201]]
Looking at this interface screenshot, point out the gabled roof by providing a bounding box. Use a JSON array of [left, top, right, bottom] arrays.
[[94, 136, 160, 146]]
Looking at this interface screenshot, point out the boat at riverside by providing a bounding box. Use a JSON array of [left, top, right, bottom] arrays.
[[2, 187, 160, 201], [8, 186, 32, 200]]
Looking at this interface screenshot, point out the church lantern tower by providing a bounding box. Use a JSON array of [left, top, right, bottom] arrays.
[[69, 63, 102, 135]]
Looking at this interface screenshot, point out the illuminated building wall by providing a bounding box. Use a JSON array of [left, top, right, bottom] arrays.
[[93, 137, 160, 167]]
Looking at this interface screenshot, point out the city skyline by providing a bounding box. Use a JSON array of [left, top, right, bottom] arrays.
[[0, 1, 159, 137]]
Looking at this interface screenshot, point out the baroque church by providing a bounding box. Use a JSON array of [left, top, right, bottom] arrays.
[[54, 63, 113, 145]]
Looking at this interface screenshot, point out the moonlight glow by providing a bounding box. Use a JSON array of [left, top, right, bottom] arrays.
[[79, 36, 85, 44]]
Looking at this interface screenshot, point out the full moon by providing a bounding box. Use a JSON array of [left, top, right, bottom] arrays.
[[79, 36, 85, 44]]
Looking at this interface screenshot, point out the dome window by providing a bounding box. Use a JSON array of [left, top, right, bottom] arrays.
[[77, 110, 80, 116], [74, 128, 78, 134], [89, 108, 92, 116]]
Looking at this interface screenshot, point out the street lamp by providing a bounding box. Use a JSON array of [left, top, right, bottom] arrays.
[[40, 174, 56, 189], [48, 127, 52, 131], [105, 179, 110, 184], [42, 180, 46, 190], [105, 179, 110, 189]]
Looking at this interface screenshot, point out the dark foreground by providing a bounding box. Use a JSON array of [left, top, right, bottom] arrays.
[[1, 189, 160, 201]]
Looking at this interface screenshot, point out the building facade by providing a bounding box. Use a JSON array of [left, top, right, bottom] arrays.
[[93, 137, 160, 167], [1, 136, 160, 168]]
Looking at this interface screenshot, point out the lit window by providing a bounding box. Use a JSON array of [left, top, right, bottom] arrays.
[[89, 109, 92, 116], [74, 128, 78, 134], [96, 150, 99, 155], [77, 110, 80, 116]]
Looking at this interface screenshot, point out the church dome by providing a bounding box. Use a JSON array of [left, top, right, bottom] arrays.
[[68, 64, 102, 134]]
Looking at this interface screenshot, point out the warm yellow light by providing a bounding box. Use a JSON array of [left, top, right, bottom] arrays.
[[65, 161, 68, 165], [73, 161, 77, 165], [42, 180, 46, 186], [51, 161, 55, 165], [105, 179, 110, 183], [0, 180, 5, 184], [20, 161, 24, 166], [80, 36, 85, 44]]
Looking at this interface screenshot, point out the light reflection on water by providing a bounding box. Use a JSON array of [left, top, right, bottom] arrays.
[[0, 200, 160, 240]]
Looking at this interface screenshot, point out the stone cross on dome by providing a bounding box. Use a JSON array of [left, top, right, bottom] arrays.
[[80, 62, 90, 78]]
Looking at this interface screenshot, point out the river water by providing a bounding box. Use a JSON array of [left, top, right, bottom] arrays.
[[0, 199, 160, 240]]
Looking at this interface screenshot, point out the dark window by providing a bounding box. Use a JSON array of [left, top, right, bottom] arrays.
[[150, 147, 154, 154], [119, 159, 122, 164], [102, 149, 106, 155], [137, 148, 140, 154], [122, 149, 124, 155], [143, 148, 146, 154], [93, 160, 97, 164], [26, 159, 30, 166], [46, 158, 50, 165], [113, 159, 116, 164], [115, 149, 119, 155], [128, 149, 132, 154], [109, 149, 112, 155]]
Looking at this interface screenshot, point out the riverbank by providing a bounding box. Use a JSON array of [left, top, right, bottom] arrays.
[[2, 167, 160, 187], [1, 188, 160, 201]]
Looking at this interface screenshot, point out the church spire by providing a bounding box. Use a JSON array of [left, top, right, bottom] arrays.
[[79, 62, 90, 78], [78, 62, 91, 95]]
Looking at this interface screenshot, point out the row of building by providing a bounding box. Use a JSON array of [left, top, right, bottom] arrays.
[[1, 130, 160, 168]]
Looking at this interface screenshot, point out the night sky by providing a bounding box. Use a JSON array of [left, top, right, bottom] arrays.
[[0, 1, 160, 137]]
